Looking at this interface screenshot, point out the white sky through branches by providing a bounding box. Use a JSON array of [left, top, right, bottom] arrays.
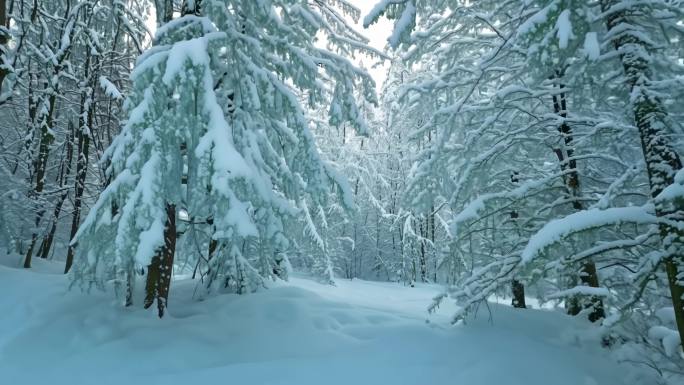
[[144, 1, 393, 90]]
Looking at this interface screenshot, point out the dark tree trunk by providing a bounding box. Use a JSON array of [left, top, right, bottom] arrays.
[[550, 71, 605, 322], [24, 3, 80, 268], [511, 280, 526, 308], [144, 204, 177, 318], [602, 0, 684, 348], [197, 232, 216, 280], [64, 113, 90, 273], [24, 75, 58, 268], [38, 199, 64, 260], [0, 0, 9, 92], [509, 172, 527, 309], [430, 205, 436, 282], [64, 51, 96, 274], [38, 122, 75, 259], [419, 218, 427, 282]]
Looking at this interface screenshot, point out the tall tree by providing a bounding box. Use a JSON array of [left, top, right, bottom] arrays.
[[600, 0, 684, 349], [70, 0, 378, 316]]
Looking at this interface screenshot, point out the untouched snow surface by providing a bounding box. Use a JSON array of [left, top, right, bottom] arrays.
[[0, 259, 645, 385]]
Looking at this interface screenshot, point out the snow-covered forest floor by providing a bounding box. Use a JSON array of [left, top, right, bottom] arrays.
[[0, 258, 650, 385]]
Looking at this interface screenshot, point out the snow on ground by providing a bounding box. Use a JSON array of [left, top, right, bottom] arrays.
[[0, 259, 648, 385]]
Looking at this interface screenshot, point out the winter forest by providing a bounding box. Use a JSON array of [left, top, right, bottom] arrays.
[[0, 0, 683, 384]]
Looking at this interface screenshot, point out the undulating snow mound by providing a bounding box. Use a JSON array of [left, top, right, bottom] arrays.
[[0, 261, 647, 385]]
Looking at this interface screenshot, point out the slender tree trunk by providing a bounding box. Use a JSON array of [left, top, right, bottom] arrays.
[[38, 122, 75, 259], [550, 71, 605, 322], [64, 50, 96, 273], [125, 271, 135, 307], [24, 2, 80, 268], [202, 231, 217, 280], [38, 199, 64, 260], [602, 0, 684, 348], [0, 0, 9, 92], [24, 75, 58, 268], [430, 204, 436, 282], [509, 172, 527, 308], [419, 218, 427, 282], [64, 121, 90, 273], [144, 203, 177, 318], [375, 207, 382, 278]]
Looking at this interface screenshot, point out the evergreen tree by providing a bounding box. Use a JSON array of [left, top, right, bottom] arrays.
[[71, 0, 378, 316]]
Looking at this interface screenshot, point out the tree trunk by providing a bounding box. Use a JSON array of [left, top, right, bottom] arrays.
[[200, 232, 217, 280], [155, 0, 174, 26], [509, 172, 527, 309], [512, 279, 527, 308], [24, 3, 79, 268], [38, 122, 76, 259], [430, 205, 436, 282], [24, 75, 58, 268], [37, 199, 64, 260], [550, 71, 605, 322], [0, 0, 9, 92], [65, 51, 96, 273], [64, 114, 90, 273], [602, 0, 684, 348], [125, 271, 135, 307], [419, 217, 427, 282], [144, 203, 177, 318]]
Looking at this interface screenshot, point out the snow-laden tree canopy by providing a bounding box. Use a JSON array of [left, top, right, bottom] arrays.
[[71, 0, 382, 303]]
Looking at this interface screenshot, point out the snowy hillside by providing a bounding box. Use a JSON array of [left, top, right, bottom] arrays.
[[0, 261, 649, 385]]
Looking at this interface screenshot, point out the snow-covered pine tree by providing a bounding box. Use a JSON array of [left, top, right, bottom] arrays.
[[71, 0, 379, 316], [197, 0, 380, 287]]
